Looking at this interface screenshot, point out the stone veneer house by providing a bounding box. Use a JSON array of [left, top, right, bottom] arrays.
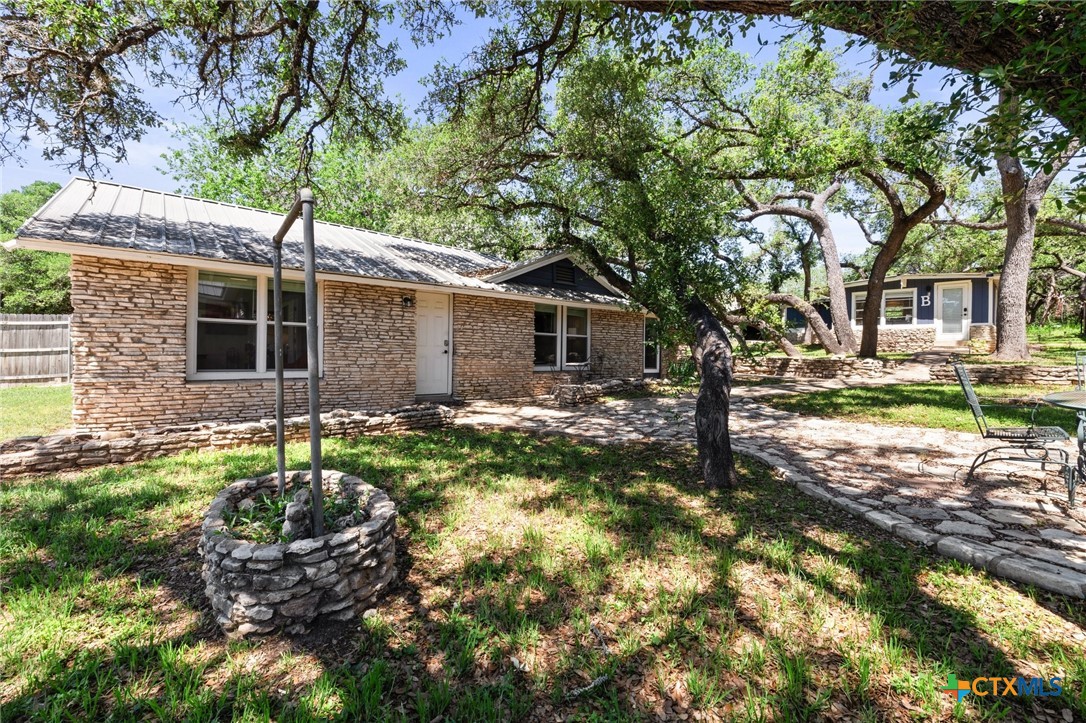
[[9, 179, 658, 431]]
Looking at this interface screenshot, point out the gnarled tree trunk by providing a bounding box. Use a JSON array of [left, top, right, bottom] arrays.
[[687, 296, 739, 489], [991, 94, 1081, 360], [994, 154, 1040, 360], [766, 293, 842, 353], [857, 166, 946, 358], [736, 179, 856, 353]]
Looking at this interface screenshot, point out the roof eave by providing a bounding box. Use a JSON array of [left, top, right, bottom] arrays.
[[14, 236, 636, 311]]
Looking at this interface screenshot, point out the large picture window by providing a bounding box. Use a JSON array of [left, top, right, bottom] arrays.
[[852, 289, 916, 327], [190, 270, 320, 379], [533, 304, 590, 370]]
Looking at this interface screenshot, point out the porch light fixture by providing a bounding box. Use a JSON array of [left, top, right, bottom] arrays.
[[402, 296, 415, 308]]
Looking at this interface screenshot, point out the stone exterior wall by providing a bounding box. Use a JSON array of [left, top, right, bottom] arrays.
[[929, 363, 1078, 386], [871, 325, 936, 353], [734, 357, 899, 380], [68, 256, 651, 427], [968, 324, 997, 354], [452, 294, 534, 399], [200, 471, 396, 638], [0, 404, 452, 479], [69, 256, 416, 430], [591, 309, 645, 379]]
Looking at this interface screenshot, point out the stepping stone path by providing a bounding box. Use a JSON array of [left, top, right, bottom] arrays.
[[455, 387, 1086, 598]]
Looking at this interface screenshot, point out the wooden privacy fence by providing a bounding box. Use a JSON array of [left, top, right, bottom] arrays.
[[0, 314, 71, 384]]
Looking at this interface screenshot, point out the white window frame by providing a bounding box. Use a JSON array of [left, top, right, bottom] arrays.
[[187, 268, 323, 381], [851, 288, 918, 328], [533, 304, 591, 371], [643, 317, 661, 374]]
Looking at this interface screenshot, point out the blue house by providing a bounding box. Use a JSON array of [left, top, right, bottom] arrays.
[[784, 273, 1001, 352]]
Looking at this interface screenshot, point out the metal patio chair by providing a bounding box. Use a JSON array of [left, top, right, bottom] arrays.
[[1075, 350, 1085, 390], [949, 359, 1072, 485]]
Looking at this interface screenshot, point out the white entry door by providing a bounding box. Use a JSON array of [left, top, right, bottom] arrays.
[[936, 282, 970, 341], [416, 292, 451, 395]]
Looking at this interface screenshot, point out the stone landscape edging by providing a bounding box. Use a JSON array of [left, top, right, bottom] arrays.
[[928, 363, 1078, 386], [0, 403, 454, 479], [200, 471, 397, 638], [730, 440, 1086, 599], [733, 357, 899, 380]]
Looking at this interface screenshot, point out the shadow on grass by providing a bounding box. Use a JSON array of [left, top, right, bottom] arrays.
[[1, 427, 1084, 721]]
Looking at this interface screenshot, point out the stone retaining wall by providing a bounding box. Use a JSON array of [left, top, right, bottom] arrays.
[[734, 357, 899, 380], [200, 471, 396, 638], [0, 404, 453, 479], [554, 377, 647, 406], [929, 363, 1078, 386]]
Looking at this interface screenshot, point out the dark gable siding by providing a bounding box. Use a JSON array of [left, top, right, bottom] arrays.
[[503, 258, 618, 297]]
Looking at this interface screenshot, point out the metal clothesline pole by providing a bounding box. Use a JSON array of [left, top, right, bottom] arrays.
[[272, 189, 324, 535]]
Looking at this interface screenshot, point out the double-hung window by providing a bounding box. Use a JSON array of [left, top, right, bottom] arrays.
[[533, 304, 591, 369], [883, 292, 914, 325], [852, 290, 915, 326], [190, 270, 319, 379]]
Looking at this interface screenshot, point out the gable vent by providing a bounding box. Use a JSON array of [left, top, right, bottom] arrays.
[[554, 263, 577, 285]]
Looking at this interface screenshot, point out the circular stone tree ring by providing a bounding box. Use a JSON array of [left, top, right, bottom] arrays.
[[199, 470, 397, 638]]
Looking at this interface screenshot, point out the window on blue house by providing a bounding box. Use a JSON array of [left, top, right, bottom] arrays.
[[883, 292, 914, 325], [852, 290, 915, 326]]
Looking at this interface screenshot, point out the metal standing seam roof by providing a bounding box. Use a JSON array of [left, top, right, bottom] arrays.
[[14, 178, 626, 307]]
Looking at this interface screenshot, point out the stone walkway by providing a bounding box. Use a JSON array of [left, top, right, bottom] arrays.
[[454, 389, 1086, 598]]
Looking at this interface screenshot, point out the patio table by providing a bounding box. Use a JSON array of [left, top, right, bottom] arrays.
[[1041, 389, 1086, 506]]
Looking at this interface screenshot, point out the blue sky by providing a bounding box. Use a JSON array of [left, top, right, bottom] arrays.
[[0, 10, 950, 254]]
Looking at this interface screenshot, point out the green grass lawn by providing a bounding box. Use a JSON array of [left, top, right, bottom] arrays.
[[0, 384, 72, 440], [2, 429, 1083, 721], [764, 382, 1080, 435], [964, 322, 1086, 366]]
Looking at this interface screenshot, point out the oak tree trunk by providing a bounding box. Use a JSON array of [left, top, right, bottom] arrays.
[[857, 167, 946, 358], [801, 252, 814, 345], [993, 155, 1037, 361], [817, 224, 857, 353], [766, 293, 843, 354], [687, 296, 739, 489]]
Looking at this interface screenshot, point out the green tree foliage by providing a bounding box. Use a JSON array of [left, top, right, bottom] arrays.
[[0, 181, 70, 314], [409, 46, 753, 486], [3, 1, 1084, 183], [2, 0, 410, 176], [163, 127, 396, 230]]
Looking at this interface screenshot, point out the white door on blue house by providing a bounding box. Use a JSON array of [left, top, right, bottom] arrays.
[[935, 282, 971, 342], [416, 292, 451, 395]]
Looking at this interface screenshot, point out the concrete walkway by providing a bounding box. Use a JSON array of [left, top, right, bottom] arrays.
[[454, 388, 1086, 598]]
